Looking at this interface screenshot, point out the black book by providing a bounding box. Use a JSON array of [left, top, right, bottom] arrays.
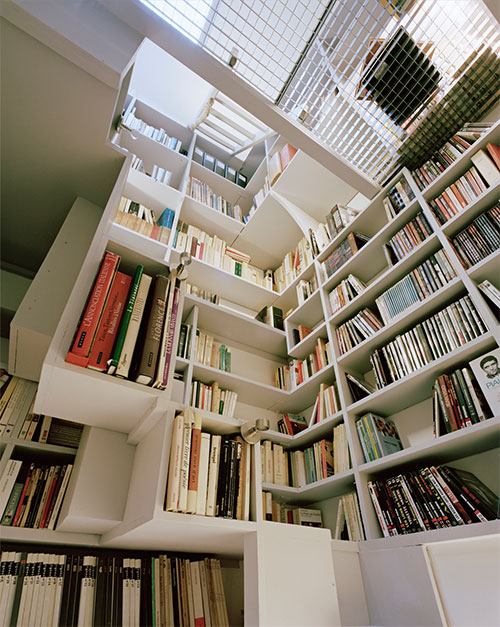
[[345, 373, 374, 401], [170, 557, 180, 627], [216, 435, 231, 517], [26, 464, 48, 528], [93, 556, 107, 627], [112, 556, 121, 627], [440, 466, 499, 520], [70, 554, 84, 627], [105, 556, 115, 627], [58, 554, 74, 626]]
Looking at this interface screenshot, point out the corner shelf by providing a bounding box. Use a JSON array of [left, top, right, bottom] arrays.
[[262, 469, 355, 505]]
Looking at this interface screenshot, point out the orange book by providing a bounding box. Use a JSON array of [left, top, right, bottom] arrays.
[[280, 143, 298, 170], [486, 142, 500, 171], [298, 325, 313, 341]]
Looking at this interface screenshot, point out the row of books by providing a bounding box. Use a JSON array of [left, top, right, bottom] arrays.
[[368, 465, 499, 537], [375, 249, 456, 324], [66, 254, 184, 389], [336, 308, 384, 355], [308, 204, 360, 257], [356, 413, 403, 463], [0, 550, 229, 627], [370, 295, 487, 389], [0, 458, 73, 530], [193, 330, 232, 372], [291, 323, 316, 345], [428, 160, 494, 226], [273, 235, 315, 293], [176, 323, 194, 360], [433, 364, 494, 436], [383, 210, 434, 266], [411, 131, 479, 191], [296, 275, 319, 306], [121, 108, 182, 152], [250, 175, 270, 215], [276, 412, 308, 435], [185, 283, 220, 304], [192, 145, 247, 188], [173, 221, 273, 289], [267, 143, 297, 186], [255, 305, 284, 330], [477, 279, 500, 310], [309, 381, 341, 425], [165, 411, 250, 521], [382, 176, 415, 220], [262, 493, 323, 527], [328, 274, 366, 316], [274, 338, 332, 390], [321, 232, 371, 281], [187, 177, 244, 222], [0, 375, 37, 438], [190, 380, 238, 417], [334, 492, 365, 541], [114, 197, 175, 244], [450, 203, 500, 269], [131, 154, 173, 187]]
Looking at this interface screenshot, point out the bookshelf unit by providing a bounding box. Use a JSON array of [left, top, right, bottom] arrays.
[[6, 86, 500, 624]]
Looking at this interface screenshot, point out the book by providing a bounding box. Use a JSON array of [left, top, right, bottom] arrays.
[[468, 348, 500, 416], [66, 251, 120, 367], [362, 413, 403, 459], [486, 142, 500, 171], [470, 148, 500, 186], [477, 279, 500, 308]]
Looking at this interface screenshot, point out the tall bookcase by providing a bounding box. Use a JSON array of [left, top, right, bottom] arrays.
[[5, 90, 500, 624]]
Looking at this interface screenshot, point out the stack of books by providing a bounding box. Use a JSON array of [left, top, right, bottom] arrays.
[[0, 458, 73, 529], [328, 274, 366, 315], [334, 492, 365, 541], [375, 250, 456, 324], [190, 380, 237, 417], [174, 221, 273, 289], [368, 465, 499, 537], [121, 108, 182, 151], [194, 330, 232, 372], [383, 211, 434, 265], [114, 197, 175, 245], [356, 413, 403, 463], [370, 295, 487, 389], [188, 176, 244, 222], [450, 203, 500, 269], [165, 411, 250, 521], [382, 177, 415, 220], [273, 235, 315, 293], [321, 232, 371, 281], [336, 308, 384, 354], [66, 252, 184, 389]]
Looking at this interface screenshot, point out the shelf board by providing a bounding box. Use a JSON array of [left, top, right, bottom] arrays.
[[346, 333, 496, 416], [270, 150, 358, 222], [262, 469, 355, 504], [362, 518, 500, 549], [36, 358, 168, 434], [169, 401, 243, 433], [276, 365, 337, 413], [419, 120, 500, 201], [287, 320, 328, 360], [328, 234, 441, 326], [190, 161, 250, 206], [265, 411, 344, 448], [108, 222, 170, 265], [123, 168, 185, 213], [1, 438, 79, 455], [467, 249, 500, 281], [439, 181, 500, 237], [181, 195, 245, 242], [169, 248, 277, 310], [119, 129, 189, 178], [232, 192, 304, 270], [184, 293, 287, 357], [336, 278, 465, 372], [273, 259, 317, 314], [357, 416, 500, 477], [101, 511, 255, 557], [0, 526, 101, 545], [285, 289, 323, 328]]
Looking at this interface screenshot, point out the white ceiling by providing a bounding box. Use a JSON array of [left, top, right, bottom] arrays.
[[0, 17, 125, 276]]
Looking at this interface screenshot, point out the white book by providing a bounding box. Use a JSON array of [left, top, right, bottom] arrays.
[[0, 459, 22, 520], [205, 435, 221, 517], [165, 413, 185, 511], [0, 379, 37, 437], [123, 558, 131, 627], [153, 558, 161, 627], [4, 552, 21, 627], [478, 280, 500, 307], [52, 555, 66, 627], [198, 560, 212, 627], [77, 555, 91, 627], [195, 432, 211, 516], [186, 412, 203, 514], [135, 558, 141, 627], [184, 560, 195, 627], [470, 149, 500, 186], [0, 551, 12, 623], [17, 553, 35, 627], [115, 273, 153, 379], [40, 554, 56, 627], [190, 561, 205, 627], [178, 410, 195, 513], [27, 553, 43, 627], [34, 553, 50, 627]]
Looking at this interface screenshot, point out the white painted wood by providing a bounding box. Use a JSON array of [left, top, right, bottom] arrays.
[[9, 197, 103, 381], [330, 541, 370, 627], [359, 544, 445, 627], [57, 426, 136, 533], [425, 535, 500, 627], [262, 469, 354, 504]]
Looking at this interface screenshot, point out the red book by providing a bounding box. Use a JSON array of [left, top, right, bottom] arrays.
[[486, 142, 500, 171], [66, 251, 120, 367], [39, 466, 60, 528], [87, 272, 132, 371]]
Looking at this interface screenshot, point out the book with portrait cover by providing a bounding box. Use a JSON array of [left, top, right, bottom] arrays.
[[469, 348, 500, 416]]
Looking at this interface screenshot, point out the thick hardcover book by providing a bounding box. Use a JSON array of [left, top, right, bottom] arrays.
[[87, 271, 132, 372], [131, 274, 169, 385], [107, 265, 144, 374], [66, 251, 120, 367]]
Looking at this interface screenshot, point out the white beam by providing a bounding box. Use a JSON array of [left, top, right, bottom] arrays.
[[99, 0, 380, 198]]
